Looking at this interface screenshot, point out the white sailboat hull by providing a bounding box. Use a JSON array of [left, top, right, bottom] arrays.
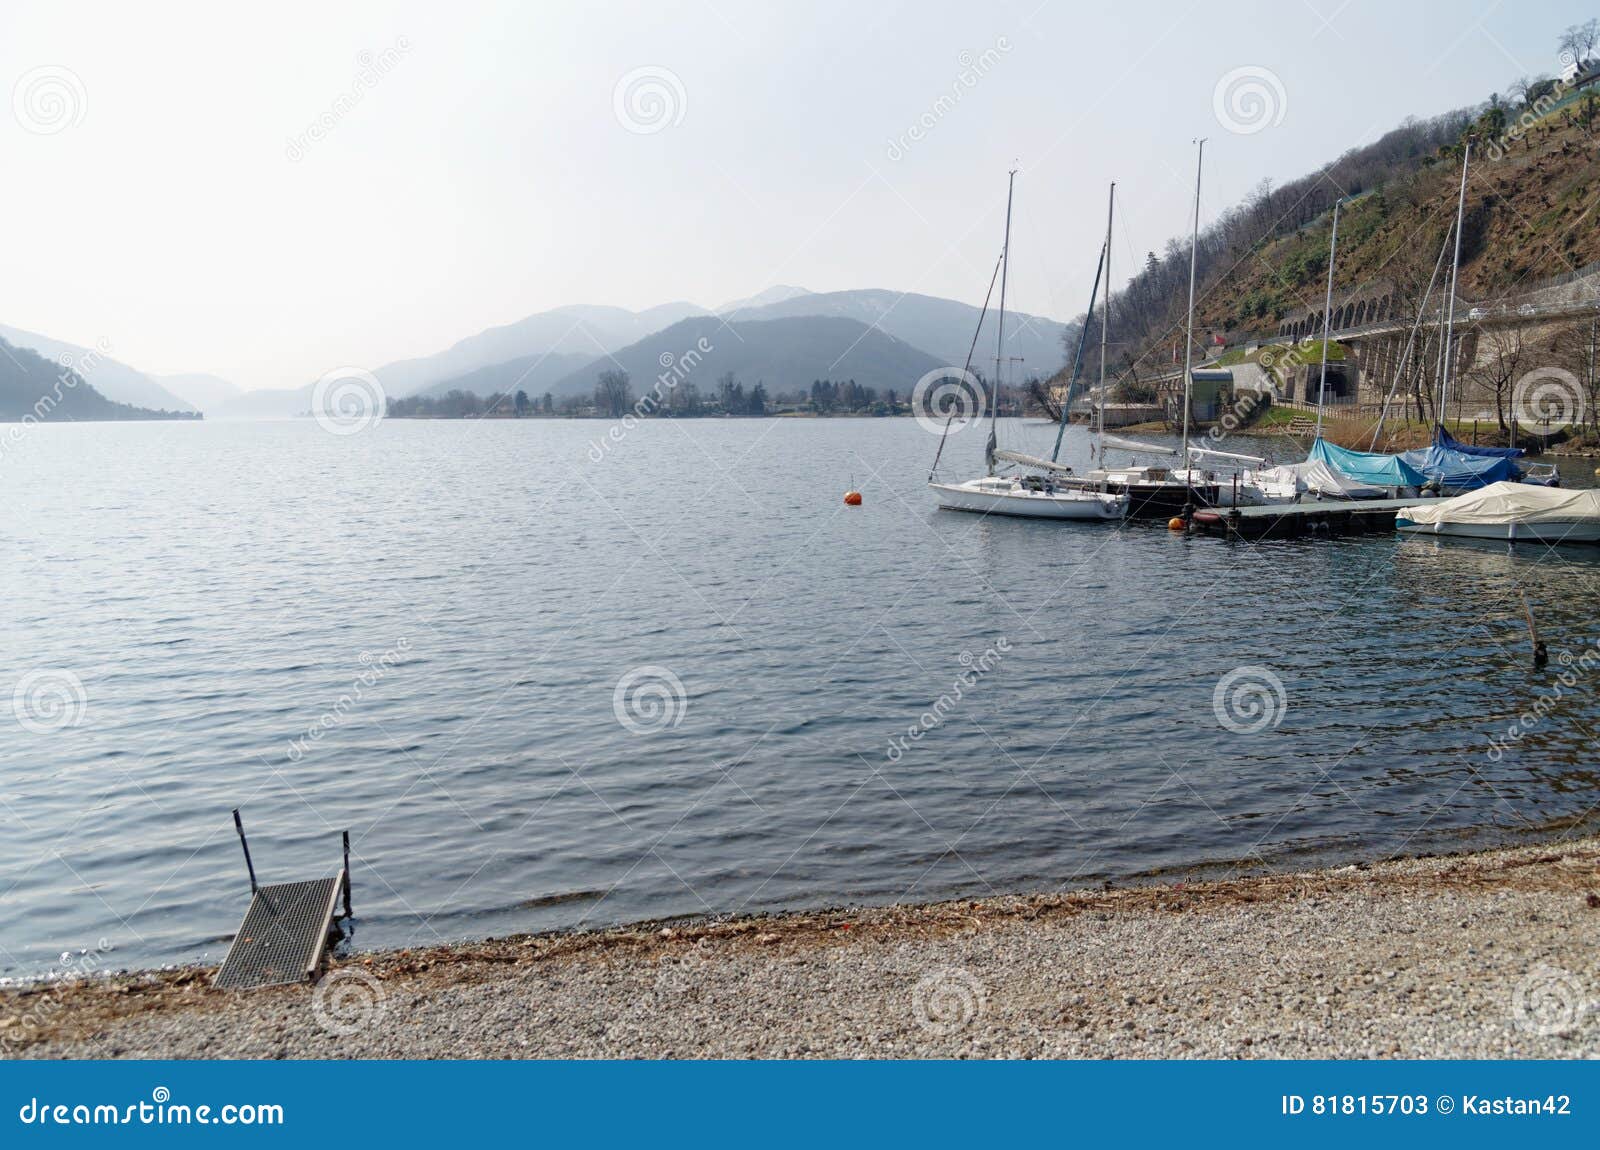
[[930, 478, 1128, 520]]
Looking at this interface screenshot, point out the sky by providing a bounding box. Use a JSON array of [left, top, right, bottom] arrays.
[[1, 0, 1591, 392]]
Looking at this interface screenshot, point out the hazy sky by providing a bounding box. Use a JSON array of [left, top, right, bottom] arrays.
[[1, 0, 1589, 391]]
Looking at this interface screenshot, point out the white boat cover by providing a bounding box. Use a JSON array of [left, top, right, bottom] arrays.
[[1252, 459, 1384, 499], [1400, 481, 1600, 527]]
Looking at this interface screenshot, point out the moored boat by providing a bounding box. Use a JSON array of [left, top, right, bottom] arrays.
[[1062, 462, 1218, 516], [930, 475, 1128, 520], [1396, 481, 1600, 544], [926, 170, 1130, 524]]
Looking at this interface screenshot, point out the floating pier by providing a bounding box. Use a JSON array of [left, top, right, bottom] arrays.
[[213, 810, 352, 990], [1189, 496, 1447, 541]]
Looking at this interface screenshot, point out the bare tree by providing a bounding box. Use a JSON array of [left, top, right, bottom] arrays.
[[1560, 20, 1600, 68], [1465, 323, 1529, 433], [1552, 315, 1600, 433], [1378, 226, 1454, 426], [1025, 378, 1064, 422], [668, 379, 701, 415], [594, 369, 632, 418]]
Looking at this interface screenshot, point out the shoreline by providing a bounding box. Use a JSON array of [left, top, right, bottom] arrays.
[[6, 836, 1598, 1059]]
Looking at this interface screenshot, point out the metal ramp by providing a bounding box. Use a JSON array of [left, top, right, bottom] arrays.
[[214, 810, 353, 990]]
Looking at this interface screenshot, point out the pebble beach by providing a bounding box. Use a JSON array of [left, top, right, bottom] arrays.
[[7, 837, 1599, 1059]]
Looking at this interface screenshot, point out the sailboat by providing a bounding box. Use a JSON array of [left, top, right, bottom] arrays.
[[1311, 143, 1557, 493], [929, 171, 1128, 522], [1059, 142, 1219, 517]]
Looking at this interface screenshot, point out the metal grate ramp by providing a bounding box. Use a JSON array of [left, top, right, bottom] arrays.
[[214, 873, 347, 989]]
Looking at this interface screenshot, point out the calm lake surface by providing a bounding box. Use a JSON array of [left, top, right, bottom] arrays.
[[4, 416, 1599, 978]]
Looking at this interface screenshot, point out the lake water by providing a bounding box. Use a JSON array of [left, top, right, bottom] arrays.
[[4, 416, 1599, 979]]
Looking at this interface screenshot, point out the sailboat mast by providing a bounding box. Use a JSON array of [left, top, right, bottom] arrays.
[[988, 167, 1016, 477], [1438, 141, 1471, 430], [1314, 197, 1342, 439], [1180, 139, 1204, 476], [1097, 182, 1114, 463], [1050, 241, 1105, 464]]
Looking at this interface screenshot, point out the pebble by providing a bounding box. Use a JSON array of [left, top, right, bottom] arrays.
[[9, 838, 1600, 1060]]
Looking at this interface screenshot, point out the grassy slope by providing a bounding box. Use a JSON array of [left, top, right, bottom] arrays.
[[1196, 101, 1600, 336]]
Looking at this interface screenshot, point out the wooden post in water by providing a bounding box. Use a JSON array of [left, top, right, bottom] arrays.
[[1519, 589, 1548, 668], [342, 830, 353, 917]]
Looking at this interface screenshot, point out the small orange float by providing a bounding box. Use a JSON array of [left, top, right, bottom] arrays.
[[844, 491, 863, 506], [1168, 516, 1186, 531]]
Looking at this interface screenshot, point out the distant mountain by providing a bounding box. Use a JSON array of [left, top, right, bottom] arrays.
[[380, 302, 710, 400], [0, 323, 197, 413], [158, 287, 1076, 419], [207, 384, 313, 420], [723, 289, 1071, 378], [716, 285, 813, 316], [0, 336, 199, 422], [546, 315, 943, 398], [207, 301, 718, 418], [413, 351, 593, 400], [157, 372, 240, 412]]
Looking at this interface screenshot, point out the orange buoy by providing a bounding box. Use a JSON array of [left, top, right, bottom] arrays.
[[1168, 516, 1186, 531], [844, 491, 863, 506]]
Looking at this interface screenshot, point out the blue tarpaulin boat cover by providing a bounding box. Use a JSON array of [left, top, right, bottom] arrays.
[[1434, 425, 1524, 459], [1309, 438, 1428, 489], [1400, 443, 1522, 488]]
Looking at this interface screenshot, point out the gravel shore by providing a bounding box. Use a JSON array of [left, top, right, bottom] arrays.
[[7, 838, 1599, 1059]]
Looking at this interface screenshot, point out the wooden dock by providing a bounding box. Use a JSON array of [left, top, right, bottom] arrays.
[[1189, 496, 1447, 541]]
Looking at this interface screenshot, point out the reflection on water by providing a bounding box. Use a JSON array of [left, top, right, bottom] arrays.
[[2, 417, 1598, 977]]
